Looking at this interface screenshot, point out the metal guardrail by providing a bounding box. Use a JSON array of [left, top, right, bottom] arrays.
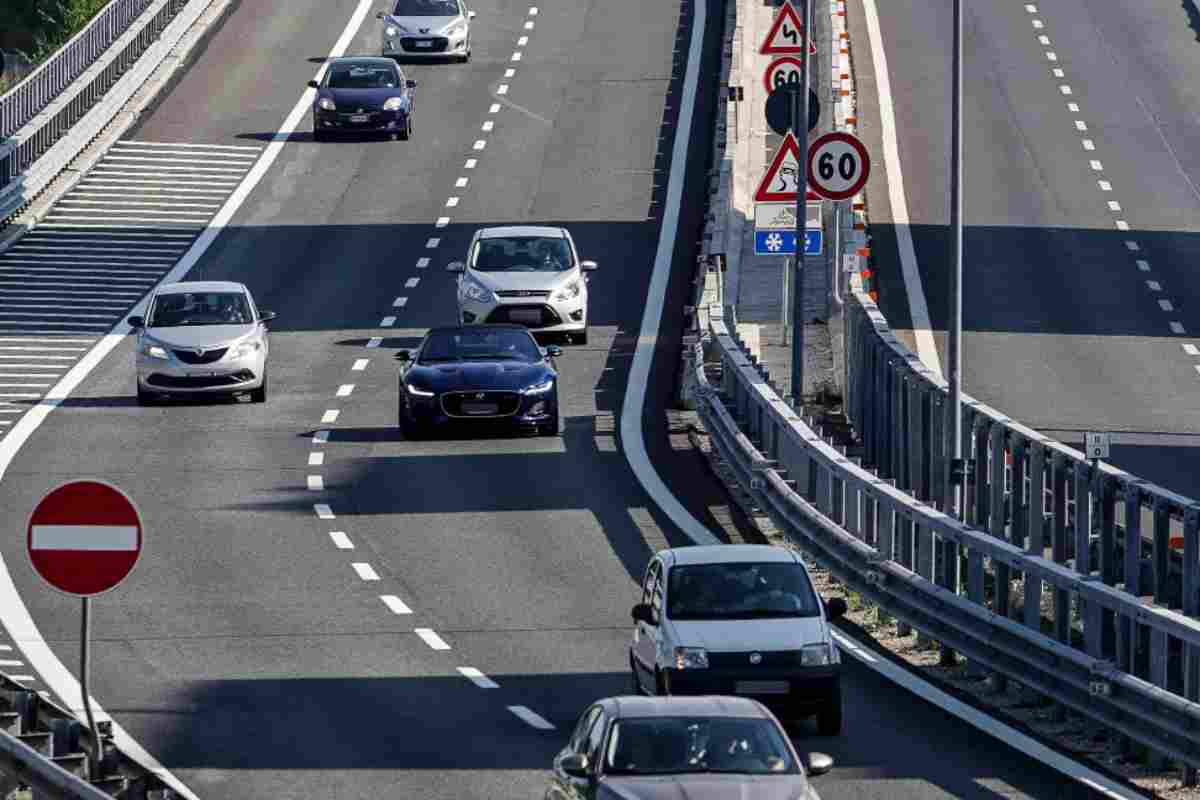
[[0, 0, 192, 223], [689, 303, 1200, 768]]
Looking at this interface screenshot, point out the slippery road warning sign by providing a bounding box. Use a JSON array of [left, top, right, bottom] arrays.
[[760, 0, 817, 56], [754, 132, 821, 202], [27, 480, 143, 596]]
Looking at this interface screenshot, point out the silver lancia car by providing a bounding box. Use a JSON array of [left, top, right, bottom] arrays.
[[377, 0, 475, 62]]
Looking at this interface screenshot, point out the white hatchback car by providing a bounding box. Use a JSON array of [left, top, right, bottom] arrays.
[[377, 0, 475, 62], [447, 226, 597, 344], [128, 281, 275, 405]]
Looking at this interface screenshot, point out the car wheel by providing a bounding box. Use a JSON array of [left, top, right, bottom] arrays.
[[816, 687, 843, 736], [313, 124, 326, 142], [400, 410, 424, 440], [398, 118, 411, 141], [136, 385, 156, 406], [250, 373, 267, 404], [573, 328, 588, 346], [538, 413, 560, 437]]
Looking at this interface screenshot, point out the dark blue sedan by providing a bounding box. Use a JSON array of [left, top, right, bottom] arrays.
[[308, 56, 416, 141], [395, 325, 563, 438]]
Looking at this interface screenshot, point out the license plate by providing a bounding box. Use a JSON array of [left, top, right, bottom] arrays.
[[509, 309, 542, 325], [413, 40, 433, 48], [349, 114, 369, 123], [736, 680, 789, 695], [461, 402, 498, 416]]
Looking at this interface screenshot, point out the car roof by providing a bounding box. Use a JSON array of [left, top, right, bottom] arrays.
[[476, 225, 566, 239], [602, 695, 773, 720], [423, 324, 530, 336], [662, 544, 798, 567], [156, 281, 247, 295]]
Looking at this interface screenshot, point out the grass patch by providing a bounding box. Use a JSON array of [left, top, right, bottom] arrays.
[[2, 0, 114, 91]]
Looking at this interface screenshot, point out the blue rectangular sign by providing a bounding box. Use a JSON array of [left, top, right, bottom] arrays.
[[754, 229, 822, 256]]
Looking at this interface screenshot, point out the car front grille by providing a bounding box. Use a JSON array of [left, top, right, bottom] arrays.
[[171, 347, 227, 364], [495, 290, 552, 298], [484, 304, 562, 328], [704, 651, 805, 669], [401, 36, 448, 52], [146, 371, 254, 389], [440, 390, 521, 418]]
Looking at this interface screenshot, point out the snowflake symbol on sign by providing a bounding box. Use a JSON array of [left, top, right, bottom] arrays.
[[765, 233, 784, 252]]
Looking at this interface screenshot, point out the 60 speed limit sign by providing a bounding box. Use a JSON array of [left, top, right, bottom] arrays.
[[806, 131, 870, 200]]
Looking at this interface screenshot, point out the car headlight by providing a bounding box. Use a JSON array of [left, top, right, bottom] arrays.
[[228, 340, 261, 360], [445, 22, 467, 37], [405, 382, 435, 397], [801, 643, 834, 666], [523, 378, 554, 395], [673, 647, 709, 670], [385, 25, 398, 36], [382, 96, 407, 111], [462, 279, 494, 303], [317, 97, 336, 111], [142, 343, 169, 360], [554, 280, 581, 301]]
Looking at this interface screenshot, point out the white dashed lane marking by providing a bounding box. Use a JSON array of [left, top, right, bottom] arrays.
[[426, 237, 440, 248], [314, 504, 335, 520], [367, 337, 383, 348], [1171, 322, 1186, 334], [436, 216, 451, 227], [351, 563, 380, 581], [446, 197, 460, 207], [393, 298, 408, 308], [1137, 260, 1150, 271], [1184, 344, 1199, 356], [329, 531, 354, 549], [307, 475, 324, 491], [496, 85, 509, 95], [1147, 281, 1162, 291], [508, 705, 555, 730], [309, 452, 325, 465], [381, 316, 397, 326], [415, 628, 451, 650], [352, 359, 368, 370], [336, 384, 354, 397], [1082, 139, 1095, 150], [322, 409, 340, 423], [404, 278, 419, 289], [1159, 300, 1175, 312], [458, 667, 499, 688], [381, 595, 413, 614], [464, 159, 477, 170]]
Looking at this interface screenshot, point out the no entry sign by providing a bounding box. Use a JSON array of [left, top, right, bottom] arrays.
[[27, 480, 143, 596]]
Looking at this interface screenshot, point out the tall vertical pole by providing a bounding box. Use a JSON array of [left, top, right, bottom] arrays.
[[941, 0, 964, 667], [81, 597, 103, 771], [791, 0, 812, 408]]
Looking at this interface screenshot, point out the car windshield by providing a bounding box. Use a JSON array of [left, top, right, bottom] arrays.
[[419, 328, 542, 363], [327, 64, 399, 89], [392, 0, 458, 15], [471, 236, 573, 272], [605, 717, 799, 776], [148, 292, 252, 327], [667, 562, 821, 620]]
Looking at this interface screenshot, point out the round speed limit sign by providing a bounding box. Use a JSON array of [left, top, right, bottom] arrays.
[[763, 56, 803, 94], [806, 131, 870, 200]]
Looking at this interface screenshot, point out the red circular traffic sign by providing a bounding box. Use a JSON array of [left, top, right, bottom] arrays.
[[806, 131, 871, 200], [763, 56, 804, 94], [27, 481, 143, 597]]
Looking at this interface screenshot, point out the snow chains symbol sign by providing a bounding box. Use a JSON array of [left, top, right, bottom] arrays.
[[765, 233, 784, 252]]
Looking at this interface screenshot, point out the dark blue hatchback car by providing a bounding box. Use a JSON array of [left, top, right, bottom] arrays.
[[308, 56, 416, 141], [395, 325, 562, 438]]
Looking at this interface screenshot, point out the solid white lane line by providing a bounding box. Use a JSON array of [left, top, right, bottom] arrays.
[[455, 177, 468, 188], [312, 430, 330, 444], [860, 0, 941, 373], [415, 628, 450, 650], [1098, 180, 1111, 191], [496, 85, 508, 95], [0, 660, 25, 667], [489, 103, 500, 113], [0, 383, 51, 388], [307, 475, 324, 491], [1171, 322, 1186, 334], [118, 140, 262, 151], [436, 216, 451, 227], [91, 164, 247, 174], [336, 384, 354, 397], [322, 409, 340, 423], [0, 346, 86, 351], [79, 177, 237, 189], [404, 278, 419, 288], [1082, 139, 1095, 150], [0, 373, 61, 379], [308, 452, 325, 466], [508, 706, 554, 730], [0, 366, 64, 371], [367, 337, 383, 348], [352, 563, 380, 581], [102, 155, 256, 166], [58, 198, 220, 209], [381, 595, 412, 614], [0, 394, 40, 399], [458, 667, 499, 688], [381, 316, 397, 326], [1159, 300, 1175, 311], [1136, 260, 1150, 271], [352, 359, 368, 371], [464, 159, 477, 169], [1184, 344, 1199, 356], [314, 504, 335, 520], [426, 238, 440, 248], [329, 531, 354, 549], [1147, 281, 1162, 291], [446, 197, 459, 207]]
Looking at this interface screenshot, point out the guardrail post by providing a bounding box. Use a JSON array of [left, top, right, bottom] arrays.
[[1152, 499, 1170, 607], [1146, 627, 1170, 770], [1074, 461, 1094, 577], [1124, 484, 1143, 598], [930, 392, 946, 510], [891, 367, 905, 484], [1025, 442, 1045, 632], [897, 511, 913, 638], [915, 519, 935, 648], [972, 420, 989, 528], [905, 377, 923, 499], [1098, 476, 1117, 587], [1184, 507, 1200, 786]]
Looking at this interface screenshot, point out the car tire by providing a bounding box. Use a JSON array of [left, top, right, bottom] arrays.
[[136, 385, 156, 406], [398, 118, 411, 141], [250, 373, 267, 404], [538, 413, 560, 437], [313, 126, 326, 142], [400, 410, 424, 440], [573, 328, 588, 346], [816, 688, 843, 736]]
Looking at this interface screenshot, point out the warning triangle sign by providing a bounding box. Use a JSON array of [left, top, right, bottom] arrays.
[[760, 0, 817, 55], [754, 132, 820, 202]]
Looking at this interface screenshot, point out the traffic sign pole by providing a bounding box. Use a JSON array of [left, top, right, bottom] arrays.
[[80, 597, 101, 771], [790, 0, 811, 408]]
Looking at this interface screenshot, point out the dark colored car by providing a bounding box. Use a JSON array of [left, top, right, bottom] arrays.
[[308, 57, 417, 141], [546, 695, 833, 800], [395, 324, 562, 438]]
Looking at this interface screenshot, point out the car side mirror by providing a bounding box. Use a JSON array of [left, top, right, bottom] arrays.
[[307, 79, 318, 89], [560, 753, 589, 779], [545, 345, 563, 358], [467, 9, 477, 19], [631, 603, 655, 625], [406, 79, 417, 89], [825, 597, 847, 621], [805, 752, 834, 776], [446, 261, 465, 273], [580, 260, 598, 272], [127, 316, 144, 329], [258, 310, 277, 323], [394, 349, 411, 362]]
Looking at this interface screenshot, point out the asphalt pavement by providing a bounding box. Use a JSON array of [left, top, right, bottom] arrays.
[[855, 0, 1200, 498], [0, 0, 1112, 797]]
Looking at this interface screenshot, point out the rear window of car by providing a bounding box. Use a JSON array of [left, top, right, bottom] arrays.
[[666, 562, 821, 620], [392, 0, 459, 15]]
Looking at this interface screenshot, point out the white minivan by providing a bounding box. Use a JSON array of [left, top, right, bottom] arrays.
[[629, 544, 846, 735]]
